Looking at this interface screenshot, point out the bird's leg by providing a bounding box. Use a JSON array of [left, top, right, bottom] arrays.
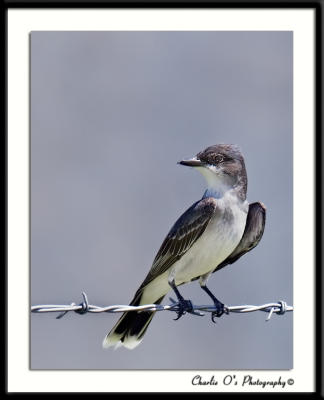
[[199, 275, 228, 323], [168, 277, 193, 320]]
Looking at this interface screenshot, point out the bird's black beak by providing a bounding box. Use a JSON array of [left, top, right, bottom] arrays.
[[178, 158, 203, 167]]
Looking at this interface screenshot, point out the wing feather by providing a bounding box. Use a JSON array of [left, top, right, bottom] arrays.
[[215, 201, 266, 272], [138, 197, 218, 290]]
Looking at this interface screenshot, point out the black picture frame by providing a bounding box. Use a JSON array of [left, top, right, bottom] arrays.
[[4, 0, 322, 396]]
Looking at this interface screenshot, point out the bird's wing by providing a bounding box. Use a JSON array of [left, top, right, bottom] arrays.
[[138, 197, 218, 290], [215, 201, 266, 272]]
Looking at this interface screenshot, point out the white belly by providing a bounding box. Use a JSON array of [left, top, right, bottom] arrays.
[[173, 201, 247, 284], [140, 196, 248, 305]]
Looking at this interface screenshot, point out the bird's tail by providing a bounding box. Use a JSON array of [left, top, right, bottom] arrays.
[[102, 290, 164, 350]]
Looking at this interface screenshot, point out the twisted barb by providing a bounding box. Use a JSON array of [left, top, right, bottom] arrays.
[[31, 292, 293, 321]]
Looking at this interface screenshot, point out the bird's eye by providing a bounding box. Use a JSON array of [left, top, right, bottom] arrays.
[[215, 154, 224, 163]]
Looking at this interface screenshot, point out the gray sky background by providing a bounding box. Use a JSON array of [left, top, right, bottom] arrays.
[[31, 31, 293, 370]]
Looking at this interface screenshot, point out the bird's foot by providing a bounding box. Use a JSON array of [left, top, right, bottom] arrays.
[[211, 301, 229, 323], [174, 298, 193, 321]]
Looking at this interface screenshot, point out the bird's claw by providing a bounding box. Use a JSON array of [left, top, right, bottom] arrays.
[[211, 303, 229, 323], [174, 299, 193, 321]]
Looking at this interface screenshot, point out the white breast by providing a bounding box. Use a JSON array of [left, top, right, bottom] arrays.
[[140, 193, 248, 305], [173, 194, 248, 285]]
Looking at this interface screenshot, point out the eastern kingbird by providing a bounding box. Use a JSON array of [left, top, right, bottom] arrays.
[[103, 144, 266, 349]]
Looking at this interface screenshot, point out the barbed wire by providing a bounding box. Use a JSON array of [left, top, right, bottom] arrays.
[[31, 292, 293, 321]]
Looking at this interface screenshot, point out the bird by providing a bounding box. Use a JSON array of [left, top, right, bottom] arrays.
[[103, 144, 266, 350]]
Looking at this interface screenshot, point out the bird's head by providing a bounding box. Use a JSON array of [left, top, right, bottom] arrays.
[[178, 144, 247, 199]]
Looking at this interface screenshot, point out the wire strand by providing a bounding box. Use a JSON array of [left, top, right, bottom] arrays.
[[31, 292, 293, 321]]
